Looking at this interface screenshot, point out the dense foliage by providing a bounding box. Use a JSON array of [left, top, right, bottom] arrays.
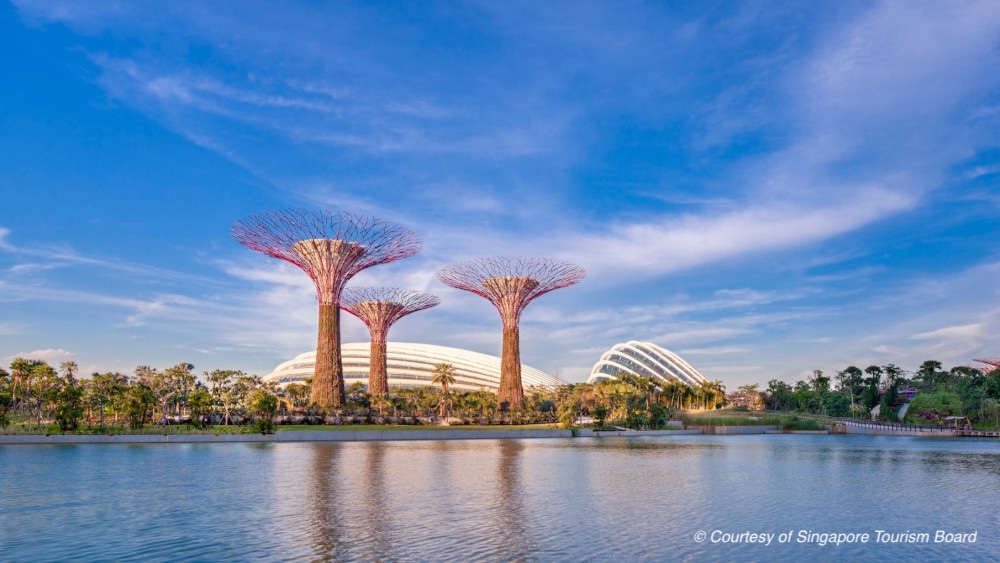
[[0, 357, 729, 433], [750, 361, 1000, 428], [4, 355, 997, 433]]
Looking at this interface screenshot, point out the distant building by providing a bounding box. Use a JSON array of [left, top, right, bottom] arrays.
[[264, 342, 565, 393], [726, 392, 763, 410], [586, 341, 709, 388]]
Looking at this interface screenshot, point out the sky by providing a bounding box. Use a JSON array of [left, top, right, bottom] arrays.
[[1, 0, 999, 388]]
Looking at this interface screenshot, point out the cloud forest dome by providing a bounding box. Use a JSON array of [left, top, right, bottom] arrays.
[[587, 341, 709, 388], [264, 342, 565, 393]]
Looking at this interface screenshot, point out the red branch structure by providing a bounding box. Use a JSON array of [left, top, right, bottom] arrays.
[[232, 209, 421, 409], [437, 257, 585, 411], [973, 359, 1000, 374], [340, 287, 440, 396]]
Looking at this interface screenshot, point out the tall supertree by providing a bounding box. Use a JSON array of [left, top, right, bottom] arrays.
[[437, 257, 585, 411], [340, 286, 440, 396], [974, 359, 1000, 374], [232, 209, 421, 409]]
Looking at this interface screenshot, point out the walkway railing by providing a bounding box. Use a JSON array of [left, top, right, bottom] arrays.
[[763, 411, 958, 433]]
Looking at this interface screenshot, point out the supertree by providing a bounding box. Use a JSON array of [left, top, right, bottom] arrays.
[[340, 286, 440, 396], [232, 209, 421, 409], [973, 359, 1000, 374], [437, 256, 585, 411]]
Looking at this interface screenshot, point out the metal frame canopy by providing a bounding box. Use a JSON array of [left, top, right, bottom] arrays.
[[437, 256, 585, 411], [232, 209, 421, 409], [340, 286, 440, 396]]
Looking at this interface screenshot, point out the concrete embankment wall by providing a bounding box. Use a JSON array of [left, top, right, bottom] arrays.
[[586, 429, 703, 437], [0, 428, 703, 445], [282, 428, 576, 442], [692, 425, 781, 435], [840, 423, 958, 437], [5, 425, 883, 445]]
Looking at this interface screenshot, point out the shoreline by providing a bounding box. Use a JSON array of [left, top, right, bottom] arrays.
[[0, 427, 702, 445], [0, 423, 987, 444]]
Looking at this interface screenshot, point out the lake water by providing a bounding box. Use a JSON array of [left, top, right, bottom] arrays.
[[1, 434, 998, 562]]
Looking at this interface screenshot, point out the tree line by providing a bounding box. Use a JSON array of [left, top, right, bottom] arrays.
[[742, 360, 1000, 428], [0, 357, 727, 433], [0, 358, 283, 432]]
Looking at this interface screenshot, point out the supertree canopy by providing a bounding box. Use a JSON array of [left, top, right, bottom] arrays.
[[973, 359, 1000, 374], [340, 286, 440, 396], [232, 209, 421, 408], [437, 256, 585, 410]]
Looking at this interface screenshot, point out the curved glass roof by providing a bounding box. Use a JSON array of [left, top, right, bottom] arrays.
[[587, 341, 709, 388], [264, 342, 565, 392]]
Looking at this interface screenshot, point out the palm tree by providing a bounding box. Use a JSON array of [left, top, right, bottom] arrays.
[[864, 365, 883, 388], [135, 365, 169, 425], [206, 369, 235, 398], [285, 383, 310, 409], [59, 361, 79, 385], [30, 363, 58, 427], [9, 357, 38, 415], [165, 363, 196, 418], [371, 394, 392, 417], [107, 372, 129, 423], [89, 372, 119, 427], [431, 363, 457, 417]]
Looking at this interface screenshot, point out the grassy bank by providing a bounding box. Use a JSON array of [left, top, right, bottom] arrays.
[[682, 410, 826, 431], [278, 423, 559, 432]]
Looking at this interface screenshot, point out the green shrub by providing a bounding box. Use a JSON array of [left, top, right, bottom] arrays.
[[648, 404, 670, 429], [904, 391, 963, 424], [251, 419, 276, 434], [782, 419, 825, 431]]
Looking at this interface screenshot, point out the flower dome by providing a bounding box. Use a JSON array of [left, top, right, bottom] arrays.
[[264, 342, 564, 392]]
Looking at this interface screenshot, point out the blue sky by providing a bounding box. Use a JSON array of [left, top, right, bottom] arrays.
[[2, 1, 999, 387]]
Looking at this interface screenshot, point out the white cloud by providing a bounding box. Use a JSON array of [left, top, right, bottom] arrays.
[[6, 2, 1000, 388], [910, 321, 991, 359], [564, 188, 913, 282], [0, 227, 217, 284], [8, 348, 75, 366]]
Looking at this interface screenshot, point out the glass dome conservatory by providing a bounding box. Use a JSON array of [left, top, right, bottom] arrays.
[[587, 341, 709, 387], [264, 342, 564, 393]]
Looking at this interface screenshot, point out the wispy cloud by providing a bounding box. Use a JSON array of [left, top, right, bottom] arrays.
[[6, 1, 1000, 386], [6, 348, 75, 366], [0, 226, 219, 284], [564, 189, 913, 282]]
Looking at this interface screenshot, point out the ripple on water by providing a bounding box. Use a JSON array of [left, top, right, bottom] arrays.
[[2, 435, 999, 561]]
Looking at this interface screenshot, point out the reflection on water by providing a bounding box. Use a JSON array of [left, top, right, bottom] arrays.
[[493, 439, 534, 560], [308, 443, 344, 561], [2, 435, 999, 561], [361, 442, 390, 560]]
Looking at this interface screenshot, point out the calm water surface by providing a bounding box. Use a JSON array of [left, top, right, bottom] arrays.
[[2, 434, 998, 562]]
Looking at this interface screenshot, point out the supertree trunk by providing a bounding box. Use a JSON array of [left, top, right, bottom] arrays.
[[312, 303, 346, 408], [498, 321, 524, 411], [232, 210, 422, 411], [437, 257, 585, 412], [339, 287, 440, 398], [368, 326, 389, 396]]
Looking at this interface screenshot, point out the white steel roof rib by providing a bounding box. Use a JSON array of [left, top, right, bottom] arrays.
[[587, 341, 709, 388], [264, 342, 565, 393]]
